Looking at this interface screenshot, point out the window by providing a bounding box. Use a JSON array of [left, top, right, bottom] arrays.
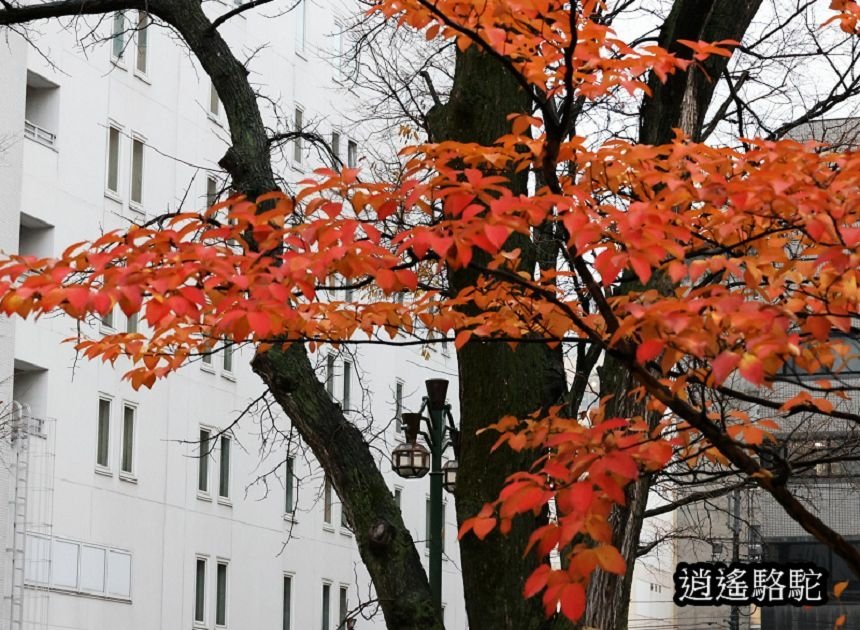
[[130, 136, 144, 206], [120, 404, 135, 475], [111, 12, 126, 61], [295, 0, 306, 52], [26, 535, 131, 599], [321, 582, 331, 630], [339, 586, 349, 628], [135, 12, 149, 74], [394, 487, 402, 509], [216, 561, 228, 626], [325, 354, 335, 397], [101, 307, 115, 329], [198, 428, 211, 493], [340, 491, 349, 529], [331, 132, 341, 167], [194, 557, 207, 624], [293, 108, 304, 164], [206, 176, 219, 208], [347, 140, 357, 168], [323, 476, 332, 525], [210, 81, 220, 117], [126, 312, 138, 334], [283, 575, 293, 630], [24, 71, 59, 147], [219, 436, 231, 499], [395, 380, 404, 432], [285, 457, 295, 513], [97, 398, 111, 468], [106, 125, 121, 194], [222, 341, 233, 373], [342, 360, 352, 411]]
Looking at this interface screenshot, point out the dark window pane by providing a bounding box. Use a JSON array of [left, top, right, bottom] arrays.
[[121, 405, 134, 473], [97, 399, 111, 467], [216, 562, 227, 625], [219, 436, 230, 498], [199, 429, 210, 492], [194, 558, 206, 622]]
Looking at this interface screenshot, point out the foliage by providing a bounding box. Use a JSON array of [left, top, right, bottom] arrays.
[[4, 0, 860, 622]]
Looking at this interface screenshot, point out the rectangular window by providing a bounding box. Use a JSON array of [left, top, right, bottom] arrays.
[[425, 497, 430, 549], [394, 487, 402, 509], [222, 341, 233, 373], [97, 398, 111, 468], [198, 428, 210, 493], [194, 557, 206, 623], [101, 307, 114, 329], [339, 586, 348, 627], [295, 0, 306, 52], [325, 354, 335, 397], [331, 132, 341, 167], [293, 108, 304, 163], [285, 457, 295, 513], [126, 312, 138, 334], [395, 380, 404, 432], [111, 12, 126, 61], [340, 492, 349, 529], [130, 136, 144, 206], [321, 582, 331, 630], [323, 476, 332, 525], [135, 12, 149, 74], [283, 575, 292, 630], [107, 125, 121, 194], [219, 436, 231, 499], [210, 81, 220, 117], [121, 404, 135, 475], [347, 140, 357, 168], [342, 360, 351, 411], [206, 176, 219, 208], [202, 348, 213, 367], [216, 561, 228, 626]]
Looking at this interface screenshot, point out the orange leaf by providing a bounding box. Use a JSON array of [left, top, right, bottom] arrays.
[[835, 581, 849, 598], [594, 545, 627, 575]]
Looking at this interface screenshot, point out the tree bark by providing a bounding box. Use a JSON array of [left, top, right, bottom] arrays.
[[427, 47, 571, 630], [585, 3, 765, 629]]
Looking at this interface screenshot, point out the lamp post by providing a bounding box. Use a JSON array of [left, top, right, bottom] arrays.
[[390, 378, 460, 613]]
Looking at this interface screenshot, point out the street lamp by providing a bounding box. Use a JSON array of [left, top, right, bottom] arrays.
[[390, 378, 460, 612]]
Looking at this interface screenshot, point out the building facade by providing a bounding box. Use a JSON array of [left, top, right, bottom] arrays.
[[0, 2, 467, 629]]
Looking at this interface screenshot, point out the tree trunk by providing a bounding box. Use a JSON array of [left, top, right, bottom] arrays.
[[427, 47, 571, 630], [585, 3, 764, 629]]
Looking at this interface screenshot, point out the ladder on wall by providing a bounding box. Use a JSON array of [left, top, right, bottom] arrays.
[[7, 401, 30, 630]]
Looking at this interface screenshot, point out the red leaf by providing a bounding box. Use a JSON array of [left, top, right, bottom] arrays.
[[483, 224, 510, 251], [376, 269, 397, 293], [711, 352, 740, 385], [472, 516, 497, 540], [738, 353, 764, 385], [65, 287, 90, 313], [559, 582, 586, 621], [636, 339, 664, 363], [523, 565, 551, 599]]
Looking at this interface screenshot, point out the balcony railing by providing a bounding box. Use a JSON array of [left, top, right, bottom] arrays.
[[24, 120, 56, 147]]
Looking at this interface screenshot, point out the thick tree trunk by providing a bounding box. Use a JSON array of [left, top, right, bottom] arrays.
[[427, 48, 571, 630], [585, 3, 765, 629]]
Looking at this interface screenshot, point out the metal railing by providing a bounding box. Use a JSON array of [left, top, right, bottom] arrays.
[[23, 120, 56, 147]]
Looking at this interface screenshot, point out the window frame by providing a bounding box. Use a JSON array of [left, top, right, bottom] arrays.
[[194, 555, 208, 626], [222, 339, 234, 375], [285, 456, 296, 516], [215, 559, 229, 627], [129, 132, 146, 210], [96, 396, 112, 472], [293, 106, 304, 165], [209, 80, 221, 120], [111, 11, 127, 64], [105, 122, 123, 199], [218, 434, 231, 502], [347, 139, 357, 169], [321, 581, 332, 630], [119, 401, 137, 479], [394, 379, 404, 433], [283, 573, 294, 630], [198, 427, 212, 497], [134, 11, 150, 77], [295, 0, 307, 54], [342, 360, 352, 411], [325, 353, 336, 398], [323, 475, 333, 527]]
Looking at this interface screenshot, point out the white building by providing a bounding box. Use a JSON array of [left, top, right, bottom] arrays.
[[0, 2, 466, 629]]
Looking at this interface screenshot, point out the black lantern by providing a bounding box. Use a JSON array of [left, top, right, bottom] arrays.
[[442, 459, 458, 493], [392, 412, 431, 479]]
